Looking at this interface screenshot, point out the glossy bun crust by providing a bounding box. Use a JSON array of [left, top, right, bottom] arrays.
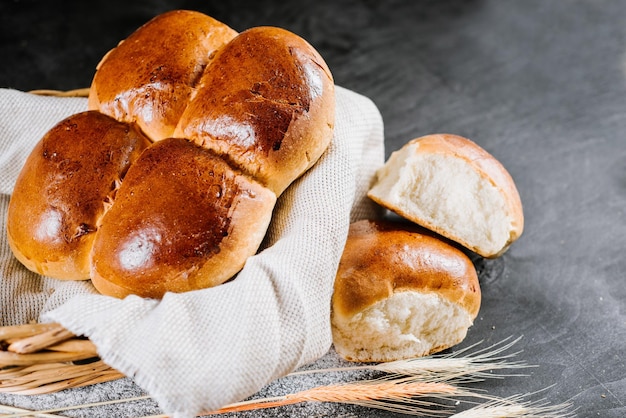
[[8, 11, 334, 298], [175, 26, 335, 195], [88, 10, 238, 142], [90, 139, 276, 299], [7, 111, 151, 280], [331, 220, 481, 362]]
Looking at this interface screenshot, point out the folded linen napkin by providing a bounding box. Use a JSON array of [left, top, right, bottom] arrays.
[[0, 85, 384, 417]]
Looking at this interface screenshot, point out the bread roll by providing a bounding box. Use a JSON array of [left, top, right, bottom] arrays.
[[367, 134, 523, 258], [6, 111, 151, 280], [90, 138, 276, 299], [175, 26, 335, 196], [88, 10, 238, 142], [331, 220, 481, 362], [8, 11, 334, 298]]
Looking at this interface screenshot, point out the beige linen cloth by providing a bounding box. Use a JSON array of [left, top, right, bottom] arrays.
[[0, 86, 384, 417]]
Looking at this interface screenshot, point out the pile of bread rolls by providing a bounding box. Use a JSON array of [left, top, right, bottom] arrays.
[[331, 133, 524, 362], [6, 10, 335, 299], [6, 9, 524, 364]]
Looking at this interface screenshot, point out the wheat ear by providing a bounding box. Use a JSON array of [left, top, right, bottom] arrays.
[[1, 377, 467, 418], [206, 376, 464, 415], [449, 393, 576, 418], [292, 336, 530, 382]]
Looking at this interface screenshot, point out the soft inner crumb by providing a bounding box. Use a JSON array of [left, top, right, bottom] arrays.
[[369, 144, 511, 255], [332, 291, 472, 362]]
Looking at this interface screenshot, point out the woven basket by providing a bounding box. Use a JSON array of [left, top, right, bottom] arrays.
[[0, 88, 125, 395], [0, 322, 124, 394]]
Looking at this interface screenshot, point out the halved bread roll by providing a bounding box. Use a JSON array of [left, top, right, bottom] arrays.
[[331, 220, 481, 362], [367, 134, 523, 258]]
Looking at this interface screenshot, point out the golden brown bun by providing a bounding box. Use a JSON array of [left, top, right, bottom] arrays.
[[175, 26, 335, 196], [9, 11, 334, 298], [331, 220, 481, 362], [90, 138, 276, 299], [368, 134, 524, 258], [88, 10, 238, 142], [7, 111, 151, 280]]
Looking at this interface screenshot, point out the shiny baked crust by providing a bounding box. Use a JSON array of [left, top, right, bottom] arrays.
[[331, 219, 481, 362], [332, 220, 481, 319], [8, 11, 335, 298], [88, 10, 238, 142], [7, 111, 151, 280], [175, 26, 335, 196], [90, 138, 276, 299]]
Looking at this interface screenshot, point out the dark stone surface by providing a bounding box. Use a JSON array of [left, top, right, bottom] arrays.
[[1, 0, 625, 416]]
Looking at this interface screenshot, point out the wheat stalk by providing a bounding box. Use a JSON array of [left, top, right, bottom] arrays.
[[0, 390, 575, 418], [206, 377, 464, 415], [292, 336, 530, 383], [449, 394, 575, 418], [0, 333, 572, 418], [0, 396, 152, 418], [1, 377, 467, 418], [0, 403, 68, 417]]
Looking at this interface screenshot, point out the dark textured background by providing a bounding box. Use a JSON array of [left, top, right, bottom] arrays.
[[1, 0, 625, 417]]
